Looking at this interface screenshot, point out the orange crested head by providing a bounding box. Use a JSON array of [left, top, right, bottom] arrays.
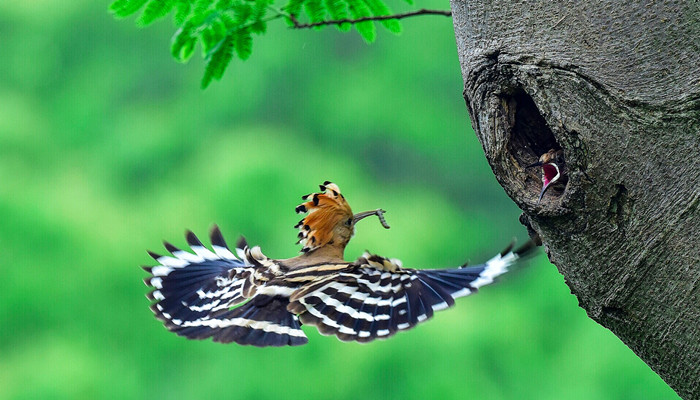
[[294, 181, 390, 254]]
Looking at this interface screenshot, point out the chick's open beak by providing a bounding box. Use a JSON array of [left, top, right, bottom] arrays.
[[536, 163, 561, 204]]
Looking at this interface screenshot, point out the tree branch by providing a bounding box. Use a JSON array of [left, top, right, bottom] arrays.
[[288, 8, 452, 29]]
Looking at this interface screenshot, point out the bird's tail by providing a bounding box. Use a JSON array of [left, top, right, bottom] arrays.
[[143, 226, 308, 347]]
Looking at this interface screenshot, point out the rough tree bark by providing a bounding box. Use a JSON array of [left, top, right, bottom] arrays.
[[448, 1, 700, 398]]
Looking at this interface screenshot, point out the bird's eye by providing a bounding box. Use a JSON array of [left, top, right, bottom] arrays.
[[345, 218, 352, 226]]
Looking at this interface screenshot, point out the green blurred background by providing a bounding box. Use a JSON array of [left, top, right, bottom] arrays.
[[0, 1, 680, 399]]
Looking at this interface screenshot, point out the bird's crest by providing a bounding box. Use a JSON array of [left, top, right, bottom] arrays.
[[294, 181, 353, 253]]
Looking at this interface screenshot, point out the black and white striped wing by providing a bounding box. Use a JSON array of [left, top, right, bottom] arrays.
[[288, 247, 525, 343], [144, 227, 252, 329], [171, 294, 308, 346], [143, 226, 309, 346]]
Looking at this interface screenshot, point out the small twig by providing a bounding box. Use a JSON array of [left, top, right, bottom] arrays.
[[549, 14, 567, 30], [288, 8, 452, 29]]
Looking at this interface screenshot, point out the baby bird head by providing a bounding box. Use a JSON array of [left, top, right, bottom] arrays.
[[527, 149, 566, 204], [294, 181, 390, 254]]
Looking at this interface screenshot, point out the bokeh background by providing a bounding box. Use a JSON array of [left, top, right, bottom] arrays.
[[0, 1, 680, 399]]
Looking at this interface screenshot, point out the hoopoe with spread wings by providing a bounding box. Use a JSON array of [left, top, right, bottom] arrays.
[[144, 182, 533, 346]]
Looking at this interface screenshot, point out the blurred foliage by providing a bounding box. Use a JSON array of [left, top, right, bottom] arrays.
[[0, 0, 680, 399], [110, 0, 412, 87]]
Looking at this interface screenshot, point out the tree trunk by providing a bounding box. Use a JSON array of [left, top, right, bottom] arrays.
[[449, 1, 700, 398]]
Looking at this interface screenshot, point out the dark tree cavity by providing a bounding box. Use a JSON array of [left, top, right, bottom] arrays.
[[449, 1, 700, 398]]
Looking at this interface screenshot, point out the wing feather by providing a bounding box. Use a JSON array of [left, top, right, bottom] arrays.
[[290, 245, 528, 343], [144, 227, 308, 346]]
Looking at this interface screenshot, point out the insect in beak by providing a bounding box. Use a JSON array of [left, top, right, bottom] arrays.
[[352, 209, 391, 229]]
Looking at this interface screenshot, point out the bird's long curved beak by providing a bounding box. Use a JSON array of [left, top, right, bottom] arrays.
[[526, 161, 543, 169], [353, 209, 390, 229]]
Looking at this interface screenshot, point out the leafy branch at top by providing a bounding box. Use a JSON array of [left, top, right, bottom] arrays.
[[287, 8, 450, 29], [109, 0, 451, 88]]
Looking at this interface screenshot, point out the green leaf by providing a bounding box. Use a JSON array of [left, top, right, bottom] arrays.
[[304, 0, 325, 25], [346, 0, 375, 42], [215, 0, 235, 10], [193, 0, 216, 18], [284, 0, 305, 19], [171, 24, 198, 62], [233, 27, 253, 60], [195, 0, 216, 10], [137, 0, 176, 26], [361, 0, 400, 33], [109, 0, 149, 18], [179, 38, 197, 62], [250, 19, 267, 34], [252, 0, 270, 19], [202, 33, 235, 88], [233, 1, 253, 23], [200, 19, 227, 56], [250, 0, 270, 33], [212, 16, 227, 37], [173, 0, 192, 25], [324, 0, 350, 31], [218, 11, 236, 29], [354, 20, 375, 42]]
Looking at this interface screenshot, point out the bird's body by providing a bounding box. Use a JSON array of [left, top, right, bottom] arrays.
[[144, 182, 532, 346]]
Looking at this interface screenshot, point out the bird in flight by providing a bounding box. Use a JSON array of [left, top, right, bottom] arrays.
[[144, 181, 533, 346]]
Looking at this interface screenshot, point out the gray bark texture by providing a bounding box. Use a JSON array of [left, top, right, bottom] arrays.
[[449, 1, 700, 398]]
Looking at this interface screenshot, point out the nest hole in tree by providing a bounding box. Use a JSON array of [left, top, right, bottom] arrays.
[[504, 90, 568, 203]]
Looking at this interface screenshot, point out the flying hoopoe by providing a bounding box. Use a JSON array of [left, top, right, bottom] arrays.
[[144, 182, 534, 346], [527, 149, 566, 204]]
